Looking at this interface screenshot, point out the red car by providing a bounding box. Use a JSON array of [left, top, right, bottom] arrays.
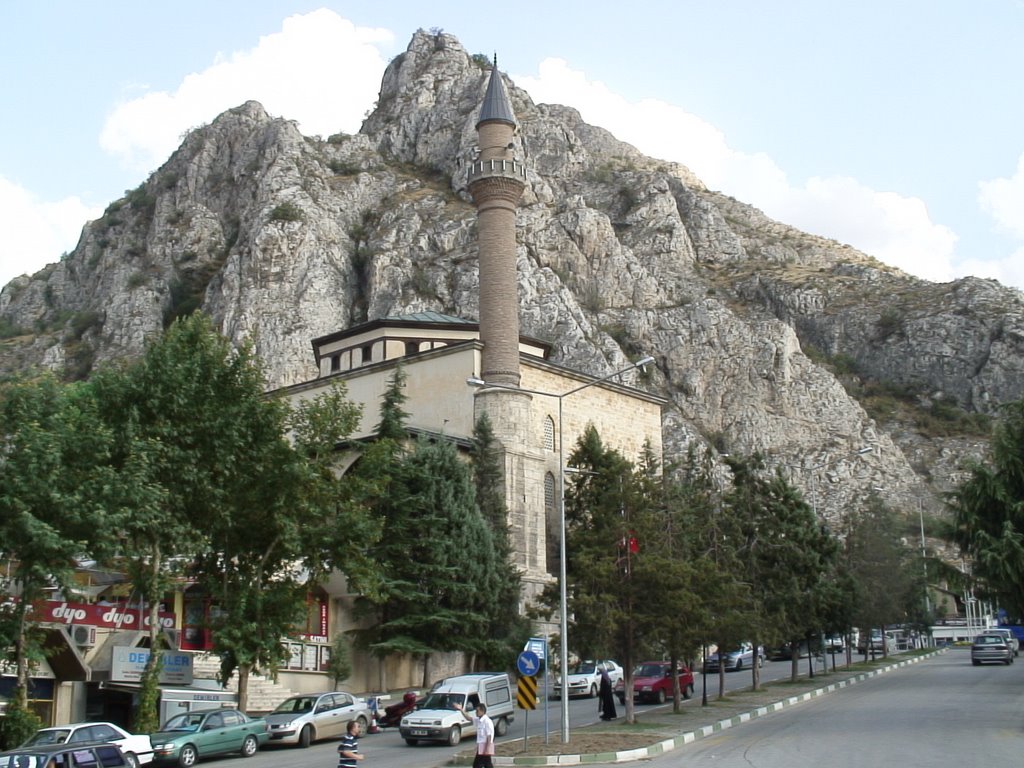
[[614, 661, 695, 704]]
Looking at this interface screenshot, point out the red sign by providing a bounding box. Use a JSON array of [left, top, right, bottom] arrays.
[[36, 600, 176, 630]]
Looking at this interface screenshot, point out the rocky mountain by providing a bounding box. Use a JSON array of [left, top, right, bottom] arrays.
[[2, 29, 1023, 529]]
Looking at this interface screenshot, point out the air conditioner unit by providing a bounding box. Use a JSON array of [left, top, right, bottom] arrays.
[[72, 625, 97, 648]]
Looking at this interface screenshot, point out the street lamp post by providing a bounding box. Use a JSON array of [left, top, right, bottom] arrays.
[[468, 355, 653, 743]]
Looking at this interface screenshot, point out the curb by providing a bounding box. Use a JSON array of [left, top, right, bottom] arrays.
[[492, 649, 946, 765]]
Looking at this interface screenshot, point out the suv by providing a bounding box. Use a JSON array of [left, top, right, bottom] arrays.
[[0, 742, 131, 768]]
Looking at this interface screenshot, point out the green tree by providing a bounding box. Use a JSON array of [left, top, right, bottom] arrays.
[[195, 384, 379, 708], [844, 492, 917, 657], [87, 314, 277, 726], [0, 374, 120, 729], [951, 399, 1024, 618]]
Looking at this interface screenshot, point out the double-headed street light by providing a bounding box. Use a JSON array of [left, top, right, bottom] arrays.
[[468, 355, 653, 743]]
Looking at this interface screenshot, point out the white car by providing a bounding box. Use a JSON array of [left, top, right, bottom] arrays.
[[554, 660, 623, 698], [23, 722, 154, 768]]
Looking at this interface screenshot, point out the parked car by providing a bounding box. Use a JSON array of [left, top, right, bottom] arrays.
[[614, 661, 694, 705], [553, 660, 623, 698], [22, 722, 154, 768], [971, 633, 1014, 666], [149, 709, 268, 767], [400, 673, 515, 746], [857, 630, 897, 654], [766, 641, 812, 661], [0, 742, 132, 768], [264, 691, 370, 747], [825, 635, 845, 654], [980, 628, 1020, 657], [704, 643, 764, 672]]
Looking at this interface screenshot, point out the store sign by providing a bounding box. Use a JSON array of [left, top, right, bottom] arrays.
[[0, 657, 55, 679], [111, 647, 193, 685], [38, 601, 176, 630]]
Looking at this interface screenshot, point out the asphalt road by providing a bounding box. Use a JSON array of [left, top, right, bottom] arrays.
[[226, 658, 801, 768], [649, 647, 1024, 767]]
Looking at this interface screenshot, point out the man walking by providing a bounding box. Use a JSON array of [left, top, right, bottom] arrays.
[[455, 700, 495, 768], [337, 720, 364, 768]]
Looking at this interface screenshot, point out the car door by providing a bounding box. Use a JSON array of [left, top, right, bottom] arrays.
[[313, 695, 342, 740], [197, 711, 227, 755], [332, 693, 359, 736]]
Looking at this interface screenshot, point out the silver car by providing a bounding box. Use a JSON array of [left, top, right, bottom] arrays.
[[264, 691, 370, 747], [971, 634, 1013, 666]]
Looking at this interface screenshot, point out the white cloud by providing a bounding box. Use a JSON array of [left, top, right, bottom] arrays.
[[516, 57, 960, 285], [0, 176, 102, 287], [99, 9, 393, 172], [979, 152, 1024, 239]]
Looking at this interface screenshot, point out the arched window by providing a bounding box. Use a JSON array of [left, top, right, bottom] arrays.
[[543, 415, 556, 451]]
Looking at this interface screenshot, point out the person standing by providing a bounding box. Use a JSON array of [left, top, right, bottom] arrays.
[[455, 701, 495, 768], [598, 666, 617, 720], [337, 720, 364, 768]]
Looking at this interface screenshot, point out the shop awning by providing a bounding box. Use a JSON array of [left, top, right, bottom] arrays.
[[40, 627, 90, 681]]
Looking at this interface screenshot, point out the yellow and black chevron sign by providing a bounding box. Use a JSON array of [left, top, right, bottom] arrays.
[[516, 674, 538, 709]]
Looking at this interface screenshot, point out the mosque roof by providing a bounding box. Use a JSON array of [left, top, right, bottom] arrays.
[[476, 60, 517, 129]]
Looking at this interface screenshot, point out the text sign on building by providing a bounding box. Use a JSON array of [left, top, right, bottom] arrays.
[[112, 647, 193, 685], [38, 601, 176, 630]]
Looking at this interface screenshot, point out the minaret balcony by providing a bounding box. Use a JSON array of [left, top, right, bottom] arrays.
[[468, 158, 528, 184]]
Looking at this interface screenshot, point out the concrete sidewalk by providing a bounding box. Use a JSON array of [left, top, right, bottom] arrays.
[[465, 649, 945, 766]]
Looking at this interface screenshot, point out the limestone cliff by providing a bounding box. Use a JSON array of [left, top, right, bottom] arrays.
[[2, 30, 1023, 528]]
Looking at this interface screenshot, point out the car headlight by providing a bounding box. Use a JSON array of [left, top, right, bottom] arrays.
[[153, 744, 173, 752]]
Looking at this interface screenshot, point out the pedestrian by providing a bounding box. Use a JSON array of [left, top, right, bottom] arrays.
[[598, 666, 617, 720], [337, 720, 364, 768], [454, 700, 495, 768]]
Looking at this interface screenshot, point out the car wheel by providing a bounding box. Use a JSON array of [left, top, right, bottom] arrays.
[[240, 735, 258, 758], [972, 659, 981, 666], [124, 753, 139, 768], [494, 716, 508, 737], [355, 715, 369, 734], [447, 726, 461, 746], [590, 683, 598, 698], [683, 684, 693, 700], [405, 738, 418, 746], [655, 689, 666, 705], [735, 659, 743, 671], [178, 745, 198, 768], [298, 725, 312, 748]]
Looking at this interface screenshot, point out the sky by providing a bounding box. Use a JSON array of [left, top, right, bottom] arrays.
[[2, 2, 1023, 292]]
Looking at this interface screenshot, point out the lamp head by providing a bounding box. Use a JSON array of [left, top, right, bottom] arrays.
[[636, 355, 655, 371]]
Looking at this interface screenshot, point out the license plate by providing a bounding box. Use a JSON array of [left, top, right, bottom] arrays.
[[411, 730, 427, 736]]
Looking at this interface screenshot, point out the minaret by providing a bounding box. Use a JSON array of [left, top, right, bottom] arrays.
[[469, 58, 527, 386]]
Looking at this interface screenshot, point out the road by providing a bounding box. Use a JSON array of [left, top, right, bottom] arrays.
[[649, 648, 1024, 766], [228, 659, 798, 768]]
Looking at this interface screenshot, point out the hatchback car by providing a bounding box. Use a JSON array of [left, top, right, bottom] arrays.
[[614, 661, 694, 704], [971, 633, 1014, 666], [704, 643, 764, 672], [0, 742, 131, 768], [553, 660, 623, 699], [264, 691, 370, 747], [22, 722, 154, 768]]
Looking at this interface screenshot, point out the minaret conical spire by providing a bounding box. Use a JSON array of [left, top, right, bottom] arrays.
[[476, 56, 517, 130]]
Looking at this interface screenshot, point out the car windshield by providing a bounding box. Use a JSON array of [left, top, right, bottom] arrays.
[[571, 662, 597, 674], [635, 664, 667, 677], [273, 697, 316, 714], [24, 730, 72, 746], [419, 693, 466, 710], [160, 713, 206, 731]]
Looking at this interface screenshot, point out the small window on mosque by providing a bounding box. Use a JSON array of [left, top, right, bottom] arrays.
[[544, 473, 556, 512], [330, 354, 341, 373], [543, 416, 555, 451], [361, 344, 373, 365], [405, 341, 420, 356]]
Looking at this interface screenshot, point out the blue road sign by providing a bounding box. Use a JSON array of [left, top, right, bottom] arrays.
[[517, 650, 540, 677]]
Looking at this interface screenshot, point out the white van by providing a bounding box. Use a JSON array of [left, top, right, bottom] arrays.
[[399, 673, 515, 746]]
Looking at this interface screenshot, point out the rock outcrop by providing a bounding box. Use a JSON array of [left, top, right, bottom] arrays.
[[3, 29, 1023, 528]]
